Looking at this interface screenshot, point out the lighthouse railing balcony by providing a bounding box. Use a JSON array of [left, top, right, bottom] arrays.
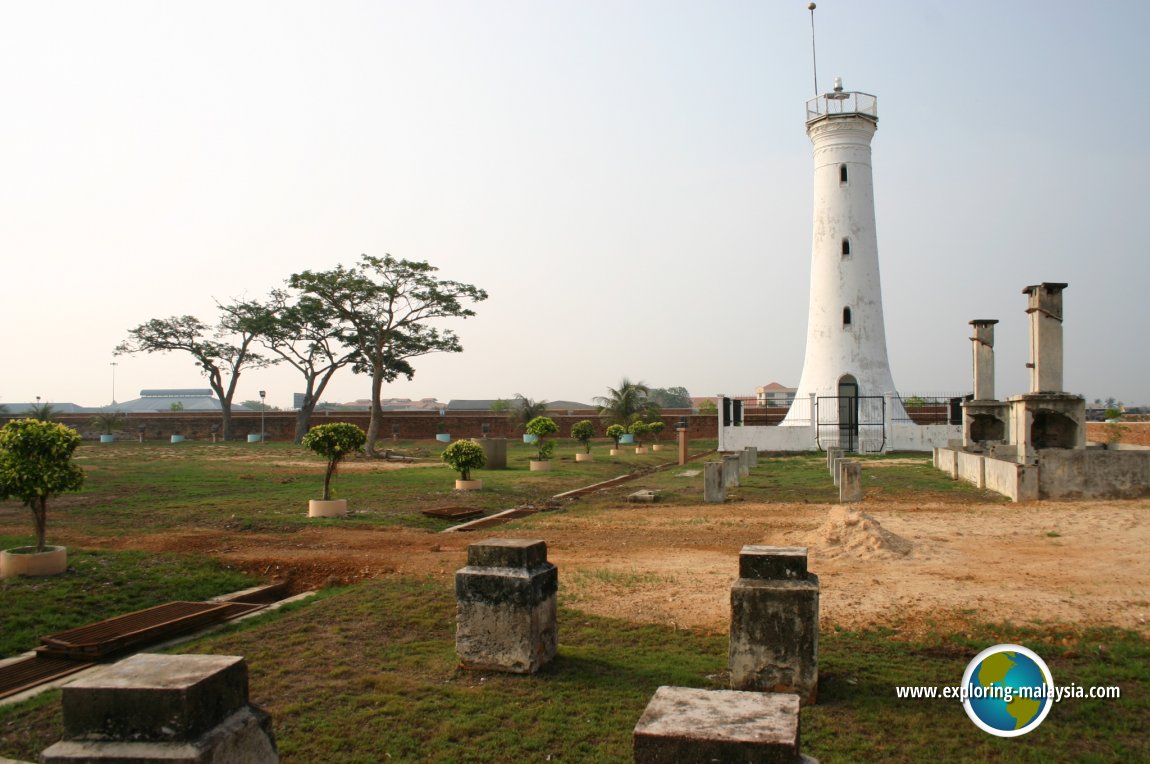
[[805, 91, 878, 124]]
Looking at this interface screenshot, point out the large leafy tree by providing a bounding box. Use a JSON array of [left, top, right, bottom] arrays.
[[115, 311, 272, 440], [648, 386, 692, 409], [594, 378, 654, 427], [230, 290, 360, 443], [290, 255, 487, 455]]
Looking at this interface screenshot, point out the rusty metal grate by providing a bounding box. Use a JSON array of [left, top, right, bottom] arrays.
[[36, 601, 262, 660], [422, 506, 485, 520], [0, 656, 94, 700]]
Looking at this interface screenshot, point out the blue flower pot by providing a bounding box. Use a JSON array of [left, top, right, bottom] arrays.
[[523, 434, 538, 444], [436, 433, 451, 443], [99, 434, 115, 444], [619, 433, 635, 445], [170, 435, 185, 444]]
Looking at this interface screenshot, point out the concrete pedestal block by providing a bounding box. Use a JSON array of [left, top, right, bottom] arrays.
[[744, 447, 759, 469], [456, 538, 557, 674], [722, 454, 741, 489], [738, 450, 751, 478], [729, 546, 819, 705], [704, 461, 725, 503], [633, 686, 809, 763], [480, 438, 508, 469], [830, 453, 844, 486], [41, 653, 277, 763], [839, 460, 862, 502], [826, 448, 842, 473]]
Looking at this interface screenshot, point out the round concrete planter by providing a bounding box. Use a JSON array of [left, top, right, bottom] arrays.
[[610, 448, 622, 456], [99, 434, 115, 444], [170, 435, 185, 444], [1, 545, 67, 578], [529, 460, 552, 472], [455, 479, 483, 491], [651, 444, 663, 452], [634, 447, 648, 455], [436, 433, 451, 443], [247, 433, 263, 443], [575, 453, 593, 462], [308, 499, 348, 518]]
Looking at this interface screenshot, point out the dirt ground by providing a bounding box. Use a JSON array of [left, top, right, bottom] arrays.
[[58, 494, 1150, 639]]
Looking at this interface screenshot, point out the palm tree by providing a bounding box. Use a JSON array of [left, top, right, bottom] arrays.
[[594, 378, 652, 427], [509, 394, 549, 431], [26, 402, 57, 421]]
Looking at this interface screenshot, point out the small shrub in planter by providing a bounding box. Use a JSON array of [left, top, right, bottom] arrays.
[[302, 422, 366, 501], [628, 420, 650, 448], [0, 418, 85, 554], [606, 424, 626, 451], [442, 439, 486, 482], [647, 420, 665, 441], [525, 416, 558, 461], [570, 420, 595, 454]]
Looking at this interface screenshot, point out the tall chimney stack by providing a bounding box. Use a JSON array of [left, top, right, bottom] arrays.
[[1023, 282, 1068, 394], [969, 320, 998, 401]]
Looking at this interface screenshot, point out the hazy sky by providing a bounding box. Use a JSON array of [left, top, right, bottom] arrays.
[[2, 1, 1147, 410]]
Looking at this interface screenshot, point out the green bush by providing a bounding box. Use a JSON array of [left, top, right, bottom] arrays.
[[0, 419, 85, 552], [441, 439, 486, 481], [647, 420, 666, 441], [606, 424, 626, 448], [302, 422, 366, 500], [570, 420, 595, 454], [526, 416, 559, 461], [628, 420, 650, 446]]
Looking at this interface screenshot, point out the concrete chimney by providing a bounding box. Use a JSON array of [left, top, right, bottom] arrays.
[[969, 320, 998, 401], [1023, 282, 1068, 394]]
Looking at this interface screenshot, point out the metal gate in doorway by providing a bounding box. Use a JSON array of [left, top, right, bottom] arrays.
[[815, 395, 886, 452]]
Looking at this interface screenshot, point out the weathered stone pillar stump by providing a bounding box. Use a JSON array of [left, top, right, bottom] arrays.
[[826, 447, 842, 473], [704, 461, 725, 503], [455, 538, 557, 674], [633, 686, 815, 763], [41, 653, 278, 763], [839, 460, 862, 502], [480, 438, 508, 469], [729, 546, 820, 705], [722, 454, 741, 489], [744, 446, 759, 469]]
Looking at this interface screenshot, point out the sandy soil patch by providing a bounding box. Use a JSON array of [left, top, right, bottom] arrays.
[[41, 497, 1150, 638]]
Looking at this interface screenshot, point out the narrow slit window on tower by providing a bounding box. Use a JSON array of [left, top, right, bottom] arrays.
[[843, 307, 852, 327], [839, 164, 848, 184], [841, 238, 851, 257]]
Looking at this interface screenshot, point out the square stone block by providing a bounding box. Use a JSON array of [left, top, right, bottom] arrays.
[[738, 546, 809, 580], [634, 686, 800, 763], [62, 654, 248, 743], [466, 538, 548, 569]]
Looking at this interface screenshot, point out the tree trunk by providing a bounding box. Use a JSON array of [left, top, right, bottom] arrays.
[[33, 496, 48, 553], [322, 460, 335, 501], [365, 367, 385, 456], [219, 405, 233, 441], [294, 406, 313, 444]]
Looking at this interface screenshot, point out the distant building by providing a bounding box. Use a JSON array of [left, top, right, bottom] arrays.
[[756, 382, 797, 407], [112, 389, 222, 412]]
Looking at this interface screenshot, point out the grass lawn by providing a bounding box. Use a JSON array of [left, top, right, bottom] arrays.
[[0, 540, 256, 658], [1, 577, 1145, 762]]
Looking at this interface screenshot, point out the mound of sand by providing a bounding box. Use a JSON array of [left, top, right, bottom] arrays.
[[810, 505, 913, 559]]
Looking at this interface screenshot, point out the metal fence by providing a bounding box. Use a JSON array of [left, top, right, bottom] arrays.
[[893, 392, 970, 425]]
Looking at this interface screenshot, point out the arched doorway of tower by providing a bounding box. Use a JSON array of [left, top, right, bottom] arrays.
[[838, 375, 859, 451]]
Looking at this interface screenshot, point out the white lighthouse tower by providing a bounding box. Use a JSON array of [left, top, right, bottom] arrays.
[[782, 78, 906, 450]]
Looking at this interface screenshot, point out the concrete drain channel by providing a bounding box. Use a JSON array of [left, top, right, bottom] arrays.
[[439, 449, 716, 532], [0, 581, 294, 702]]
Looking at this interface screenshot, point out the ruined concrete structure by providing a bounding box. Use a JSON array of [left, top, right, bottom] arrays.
[[40, 654, 278, 763], [633, 687, 816, 763], [943, 282, 1149, 500], [455, 538, 558, 674], [728, 546, 819, 705]]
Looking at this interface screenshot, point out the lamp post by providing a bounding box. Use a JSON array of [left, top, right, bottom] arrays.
[[259, 390, 267, 443], [110, 361, 118, 405]]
